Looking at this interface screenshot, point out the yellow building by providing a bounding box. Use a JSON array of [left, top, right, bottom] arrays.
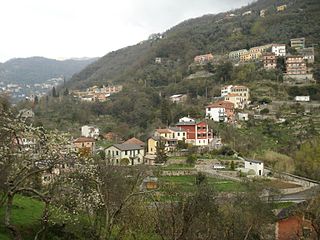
[[240, 52, 252, 62], [147, 137, 158, 155]]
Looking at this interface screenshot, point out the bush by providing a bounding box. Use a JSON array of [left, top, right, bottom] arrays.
[[260, 108, 270, 115], [218, 146, 235, 156], [186, 154, 197, 165]]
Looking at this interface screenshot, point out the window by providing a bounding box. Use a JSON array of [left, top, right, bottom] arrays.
[[178, 133, 180, 137], [125, 150, 128, 155], [137, 150, 140, 154], [116, 151, 119, 156]]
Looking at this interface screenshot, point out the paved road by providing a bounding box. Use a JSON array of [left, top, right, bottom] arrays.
[[276, 186, 320, 203], [197, 163, 320, 203]]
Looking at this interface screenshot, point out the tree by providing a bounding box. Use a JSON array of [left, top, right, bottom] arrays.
[[55, 160, 149, 240], [52, 87, 57, 97], [0, 106, 76, 240], [155, 139, 168, 164]]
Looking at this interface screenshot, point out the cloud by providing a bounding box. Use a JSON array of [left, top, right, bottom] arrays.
[[0, 0, 252, 62]]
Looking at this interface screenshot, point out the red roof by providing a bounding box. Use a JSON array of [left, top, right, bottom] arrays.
[[207, 101, 234, 109], [123, 137, 145, 146]]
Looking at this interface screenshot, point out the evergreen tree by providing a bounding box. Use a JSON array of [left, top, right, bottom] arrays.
[[52, 87, 57, 97], [155, 139, 168, 164], [63, 88, 69, 96]]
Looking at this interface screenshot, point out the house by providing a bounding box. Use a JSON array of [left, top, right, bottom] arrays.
[[176, 117, 213, 146], [73, 137, 96, 154], [224, 93, 248, 109], [244, 159, 264, 176], [105, 143, 145, 165], [18, 109, 35, 119], [221, 85, 250, 98], [260, 9, 266, 17], [242, 10, 252, 16], [148, 127, 187, 154], [286, 56, 307, 75], [81, 125, 100, 139], [295, 96, 310, 102], [290, 38, 305, 50], [147, 136, 176, 155], [194, 53, 214, 64], [169, 94, 187, 103], [155, 57, 162, 64], [297, 47, 315, 64], [277, 5, 287, 12], [237, 112, 249, 121], [73, 85, 123, 102], [263, 53, 277, 70], [276, 204, 316, 240], [221, 85, 250, 109], [103, 132, 121, 142], [206, 101, 235, 122], [272, 44, 286, 57]]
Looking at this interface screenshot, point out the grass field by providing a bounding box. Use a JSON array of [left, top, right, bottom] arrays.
[[0, 195, 44, 240], [159, 175, 246, 193]]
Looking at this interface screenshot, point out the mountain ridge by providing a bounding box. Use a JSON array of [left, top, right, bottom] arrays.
[[0, 56, 99, 85], [67, 0, 320, 90]]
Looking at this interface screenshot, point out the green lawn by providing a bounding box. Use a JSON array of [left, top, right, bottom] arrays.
[[0, 195, 44, 240], [159, 175, 246, 193]]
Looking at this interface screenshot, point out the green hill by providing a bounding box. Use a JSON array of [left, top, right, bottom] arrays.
[[68, 0, 320, 90]]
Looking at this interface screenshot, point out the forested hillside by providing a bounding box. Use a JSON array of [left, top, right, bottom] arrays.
[[68, 0, 320, 89], [0, 57, 98, 84]]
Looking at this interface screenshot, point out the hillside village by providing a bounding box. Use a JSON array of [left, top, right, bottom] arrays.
[[2, 0, 320, 239]]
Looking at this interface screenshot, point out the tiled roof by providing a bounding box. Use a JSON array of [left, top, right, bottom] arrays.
[[112, 143, 144, 151], [156, 129, 172, 134], [207, 101, 234, 109], [123, 137, 145, 146]]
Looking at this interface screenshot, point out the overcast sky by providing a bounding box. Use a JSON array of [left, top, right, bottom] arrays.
[[0, 0, 253, 62]]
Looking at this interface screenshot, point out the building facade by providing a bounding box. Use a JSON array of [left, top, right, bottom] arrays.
[[263, 53, 277, 70], [272, 44, 286, 57], [194, 53, 214, 64], [206, 101, 235, 122], [81, 125, 100, 139], [290, 38, 305, 50], [286, 56, 307, 75], [105, 144, 145, 165], [176, 118, 213, 146]]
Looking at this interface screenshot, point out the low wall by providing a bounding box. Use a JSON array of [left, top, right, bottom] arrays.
[[161, 170, 197, 176]]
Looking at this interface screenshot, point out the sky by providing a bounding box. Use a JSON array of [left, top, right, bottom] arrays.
[[0, 0, 253, 62]]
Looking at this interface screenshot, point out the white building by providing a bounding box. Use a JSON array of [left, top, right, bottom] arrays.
[[244, 159, 264, 176], [272, 44, 286, 57], [179, 117, 195, 123], [237, 113, 249, 121], [169, 94, 187, 103], [105, 144, 145, 165], [295, 96, 310, 102], [242, 10, 252, 16], [81, 125, 100, 139]]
